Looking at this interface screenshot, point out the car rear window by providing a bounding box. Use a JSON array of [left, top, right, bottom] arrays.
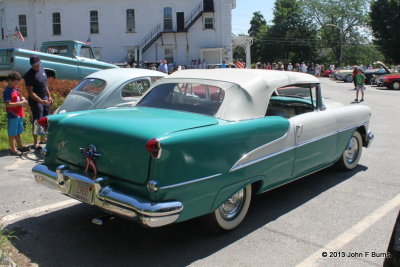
[[137, 83, 225, 116], [121, 79, 151, 98], [72, 78, 106, 96], [46, 46, 68, 55]]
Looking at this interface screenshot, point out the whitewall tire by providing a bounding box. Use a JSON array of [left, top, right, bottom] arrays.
[[202, 185, 252, 232], [336, 131, 363, 171]]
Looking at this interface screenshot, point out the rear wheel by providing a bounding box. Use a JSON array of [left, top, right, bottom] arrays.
[[202, 185, 252, 233], [336, 131, 363, 171], [345, 75, 353, 83], [392, 81, 400, 90]]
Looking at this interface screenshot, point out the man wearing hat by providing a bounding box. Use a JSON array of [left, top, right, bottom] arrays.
[[352, 65, 358, 90], [24, 56, 53, 149]]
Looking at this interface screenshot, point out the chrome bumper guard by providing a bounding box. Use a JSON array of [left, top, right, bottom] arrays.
[[32, 164, 183, 227], [365, 130, 374, 148]]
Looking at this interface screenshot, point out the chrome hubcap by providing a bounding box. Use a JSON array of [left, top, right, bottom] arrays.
[[219, 188, 245, 220], [344, 136, 359, 164]]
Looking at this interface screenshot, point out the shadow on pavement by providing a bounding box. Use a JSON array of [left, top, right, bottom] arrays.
[[6, 165, 367, 267], [0, 148, 43, 162], [375, 87, 400, 91]]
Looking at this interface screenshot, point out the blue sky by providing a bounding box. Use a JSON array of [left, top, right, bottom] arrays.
[[232, 0, 275, 35]]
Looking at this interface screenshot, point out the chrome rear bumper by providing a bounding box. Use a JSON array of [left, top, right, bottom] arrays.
[[32, 164, 183, 227]]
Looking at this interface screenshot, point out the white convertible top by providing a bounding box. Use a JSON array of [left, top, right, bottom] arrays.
[[168, 69, 319, 94], [164, 69, 320, 120]]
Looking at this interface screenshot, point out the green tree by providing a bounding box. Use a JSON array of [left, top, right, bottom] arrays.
[[301, 0, 370, 66], [370, 0, 400, 64], [263, 0, 318, 63], [344, 43, 385, 65], [248, 11, 267, 36], [248, 12, 269, 63]]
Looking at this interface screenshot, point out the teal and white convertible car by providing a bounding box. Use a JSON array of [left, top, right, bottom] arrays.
[[32, 69, 374, 232]]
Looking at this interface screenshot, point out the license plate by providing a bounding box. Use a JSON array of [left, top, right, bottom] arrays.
[[71, 180, 94, 204]]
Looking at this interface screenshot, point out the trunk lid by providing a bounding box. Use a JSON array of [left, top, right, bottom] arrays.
[[48, 107, 219, 184]]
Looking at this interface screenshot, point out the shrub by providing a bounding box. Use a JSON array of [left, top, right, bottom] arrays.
[[0, 78, 78, 149]]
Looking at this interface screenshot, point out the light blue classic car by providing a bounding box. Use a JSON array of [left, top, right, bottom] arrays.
[[0, 40, 117, 80], [32, 69, 374, 232]]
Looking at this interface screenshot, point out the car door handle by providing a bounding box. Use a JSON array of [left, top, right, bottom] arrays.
[[296, 124, 303, 138]]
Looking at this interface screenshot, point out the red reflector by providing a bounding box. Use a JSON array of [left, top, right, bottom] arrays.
[[145, 138, 161, 159], [38, 116, 48, 128]]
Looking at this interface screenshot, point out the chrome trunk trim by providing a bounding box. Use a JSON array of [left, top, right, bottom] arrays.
[[159, 173, 222, 190], [32, 163, 183, 228]]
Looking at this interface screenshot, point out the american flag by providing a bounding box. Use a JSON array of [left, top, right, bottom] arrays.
[[235, 61, 245, 69], [84, 36, 91, 45], [14, 26, 25, 42]]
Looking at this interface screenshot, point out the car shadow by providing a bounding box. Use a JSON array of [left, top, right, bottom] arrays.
[[6, 165, 367, 267], [0, 148, 44, 161], [375, 86, 400, 91]]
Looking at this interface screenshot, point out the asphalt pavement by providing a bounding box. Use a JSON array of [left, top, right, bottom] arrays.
[[0, 77, 399, 267]]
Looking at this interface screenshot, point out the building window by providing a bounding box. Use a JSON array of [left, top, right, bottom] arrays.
[[90, 10, 99, 34], [204, 17, 214, 29], [18, 14, 27, 37], [165, 48, 174, 64], [52, 12, 61, 35], [126, 9, 135, 32], [163, 7, 172, 31]]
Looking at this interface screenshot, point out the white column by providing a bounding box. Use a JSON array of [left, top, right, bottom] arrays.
[[246, 44, 251, 69]]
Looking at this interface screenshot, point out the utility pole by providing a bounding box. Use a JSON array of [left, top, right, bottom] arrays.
[[326, 24, 344, 67]]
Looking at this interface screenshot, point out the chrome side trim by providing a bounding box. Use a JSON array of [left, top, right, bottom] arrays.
[[32, 163, 183, 228], [230, 121, 369, 172], [298, 121, 369, 147], [230, 145, 295, 172], [230, 132, 289, 172], [159, 173, 222, 190]]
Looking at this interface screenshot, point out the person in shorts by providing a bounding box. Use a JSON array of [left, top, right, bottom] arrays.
[[24, 56, 53, 149], [354, 68, 366, 103], [3, 72, 29, 155]]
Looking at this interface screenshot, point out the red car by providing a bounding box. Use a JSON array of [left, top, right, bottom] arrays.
[[321, 69, 332, 77], [376, 73, 400, 90]]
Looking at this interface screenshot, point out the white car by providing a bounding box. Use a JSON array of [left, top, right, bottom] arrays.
[[56, 68, 167, 113]]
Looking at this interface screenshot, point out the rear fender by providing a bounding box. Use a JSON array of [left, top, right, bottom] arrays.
[[210, 176, 265, 212]]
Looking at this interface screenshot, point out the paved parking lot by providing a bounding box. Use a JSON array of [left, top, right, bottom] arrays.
[[0, 77, 399, 267]]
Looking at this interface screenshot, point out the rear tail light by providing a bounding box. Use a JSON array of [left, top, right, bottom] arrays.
[[145, 138, 162, 159], [38, 116, 48, 128]]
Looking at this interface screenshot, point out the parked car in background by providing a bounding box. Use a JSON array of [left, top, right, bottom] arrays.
[[364, 67, 390, 85], [55, 68, 167, 113], [0, 40, 117, 80], [321, 69, 332, 77], [376, 73, 400, 89], [32, 69, 374, 232], [332, 67, 353, 82]]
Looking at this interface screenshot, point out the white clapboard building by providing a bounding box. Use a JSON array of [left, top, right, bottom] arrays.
[[0, 0, 238, 66]]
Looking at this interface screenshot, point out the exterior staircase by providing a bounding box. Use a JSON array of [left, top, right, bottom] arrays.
[[120, 1, 209, 63]]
